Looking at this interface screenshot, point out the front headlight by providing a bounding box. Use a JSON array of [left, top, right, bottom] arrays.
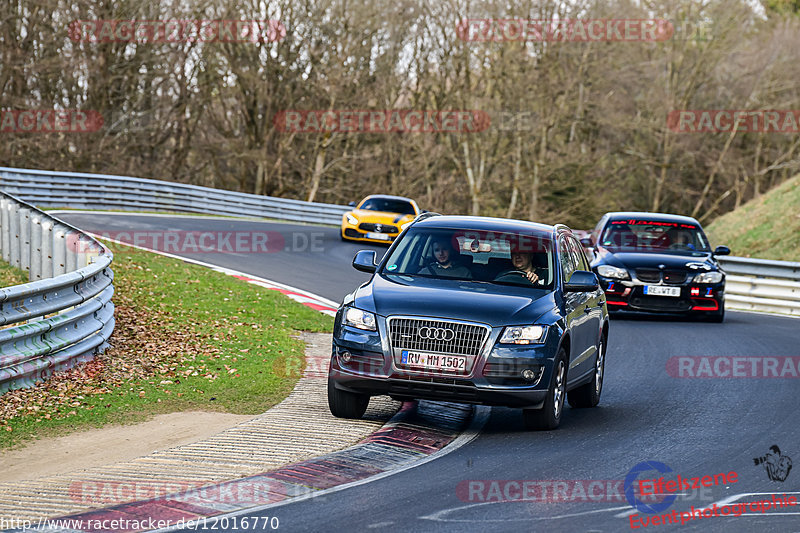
[[499, 325, 547, 345], [597, 265, 630, 280], [346, 213, 359, 225], [693, 271, 723, 284], [343, 307, 377, 331], [400, 221, 412, 231]]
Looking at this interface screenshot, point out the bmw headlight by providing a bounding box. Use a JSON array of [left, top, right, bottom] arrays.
[[693, 271, 723, 284], [597, 265, 630, 280], [499, 325, 547, 345], [343, 307, 377, 331], [346, 213, 359, 225]]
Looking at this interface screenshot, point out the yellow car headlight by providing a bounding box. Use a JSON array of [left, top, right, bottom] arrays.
[[346, 213, 358, 225]]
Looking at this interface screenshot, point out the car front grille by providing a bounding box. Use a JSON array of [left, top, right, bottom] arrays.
[[635, 269, 688, 285], [388, 318, 489, 357], [635, 268, 661, 283], [662, 270, 688, 284], [629, 296, 692, 312], [358, 223, 398, 233]]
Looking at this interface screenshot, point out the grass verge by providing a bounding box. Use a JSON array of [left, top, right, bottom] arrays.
[[706, 174, 800, 262], [0, 245, 333, 449], [0, 260, 28, 287]]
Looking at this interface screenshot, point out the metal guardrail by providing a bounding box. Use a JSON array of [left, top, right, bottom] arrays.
[[0, 192, 114, 393], [1, 166, 796, 318], [0, 167, 351, 226], [719, 257, 800, 316]]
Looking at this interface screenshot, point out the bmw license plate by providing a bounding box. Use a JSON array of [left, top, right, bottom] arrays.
[[401, 350, 466, 372], [366, 232, 390, 240], [643, 285, 681, 297]]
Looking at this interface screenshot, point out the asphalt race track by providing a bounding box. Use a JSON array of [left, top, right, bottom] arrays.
[[59, 213, 800, 533]]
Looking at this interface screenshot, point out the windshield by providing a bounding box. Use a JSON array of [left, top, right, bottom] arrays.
[[600, 219, 710, 253], [359, 198, 416, 215], [380, 227, 555, 289]]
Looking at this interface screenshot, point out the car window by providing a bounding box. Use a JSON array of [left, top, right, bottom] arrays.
[[568, 236, 590, 272], [381, 227, 555, 289], [600, 219, 710, 252], [558, 236, 577, 283], [359, 198, 416, 215]]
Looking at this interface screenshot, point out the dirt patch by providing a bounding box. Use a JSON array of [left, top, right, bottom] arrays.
[[0, 411, 254, 483]]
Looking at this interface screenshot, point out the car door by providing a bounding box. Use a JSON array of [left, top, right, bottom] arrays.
[[558, 235, 589, 384], [562, 235, 599, 383], [569, 235, 603, 368]]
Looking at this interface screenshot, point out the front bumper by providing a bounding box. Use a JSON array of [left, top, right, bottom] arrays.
[[327, 320, 559, 409], [599, 276, 724, 315], [341, 220, 400, 243]]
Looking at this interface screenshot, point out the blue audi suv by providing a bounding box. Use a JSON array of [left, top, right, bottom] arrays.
[[327, 214, 609, 430]]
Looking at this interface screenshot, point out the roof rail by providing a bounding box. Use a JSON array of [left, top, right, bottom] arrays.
[[413, 211, 442, 223], [554, 223, 573, 234]]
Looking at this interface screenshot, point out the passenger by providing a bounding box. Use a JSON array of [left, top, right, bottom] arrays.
[[496, 250, 546, 286], [670, 230, 695, 250], [426, 238, 472, 279]]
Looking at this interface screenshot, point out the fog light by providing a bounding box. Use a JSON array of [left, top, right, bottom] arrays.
[[521, 368, 537, 382], [340, 351, 352, 363]]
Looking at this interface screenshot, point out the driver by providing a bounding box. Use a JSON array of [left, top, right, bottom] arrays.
[[426, 238, 472, 279], [496, 249, 546, 286], [670, 230, 696, 250]]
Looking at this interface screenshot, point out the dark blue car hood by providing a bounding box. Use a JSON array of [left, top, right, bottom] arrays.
[[599, 250, 719, 271], [352, 273, 557, 326]]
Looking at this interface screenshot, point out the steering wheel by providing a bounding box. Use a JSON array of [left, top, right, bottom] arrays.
[[495, 270, 540, 284], [668, 243, 687, 250]]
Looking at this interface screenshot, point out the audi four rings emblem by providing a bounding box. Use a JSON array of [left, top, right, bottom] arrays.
[[418, 327, 455, 341]]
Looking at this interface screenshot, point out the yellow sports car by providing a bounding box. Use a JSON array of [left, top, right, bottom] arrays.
[[341, 195, 421, 243]]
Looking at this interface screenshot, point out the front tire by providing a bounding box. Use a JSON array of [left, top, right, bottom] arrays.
[[568, 336, 605, 408], [328, 378, 369, 419], [523, 348, 567, 431]]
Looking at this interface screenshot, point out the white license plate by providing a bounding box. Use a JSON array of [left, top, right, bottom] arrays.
[[643, 285, 681, 297], [401, 350, 466, 372], [366, 232, 390, 240]]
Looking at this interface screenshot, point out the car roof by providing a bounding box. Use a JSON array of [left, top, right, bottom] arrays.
[[414, 215, 557, 235], [603, 211, 702, 226], [361, 194, 416, 203]]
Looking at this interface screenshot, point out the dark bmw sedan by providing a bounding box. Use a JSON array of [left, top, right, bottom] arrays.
[[327, 214, 609, 430], [585, 212, 730, 322]]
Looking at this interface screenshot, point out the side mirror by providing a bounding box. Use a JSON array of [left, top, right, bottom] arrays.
[[348, 201, 357, 207], [579, 237, 592, 247], [713, 245, 731, 256], [564, 270, 599, 292], [352, 250, 377, 273]]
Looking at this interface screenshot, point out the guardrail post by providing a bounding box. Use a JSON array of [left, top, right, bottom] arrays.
[[41, 219, 54, 279], [9, 201, 20, 268], [53, 225, 67, 276], [65, 228, 78, 272], [30, 214, 43, 280], [1, 198, 9, 262], [19, 207, 32, 277]]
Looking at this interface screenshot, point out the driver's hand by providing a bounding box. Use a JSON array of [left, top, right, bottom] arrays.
[[525, 271, 539, 284]]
